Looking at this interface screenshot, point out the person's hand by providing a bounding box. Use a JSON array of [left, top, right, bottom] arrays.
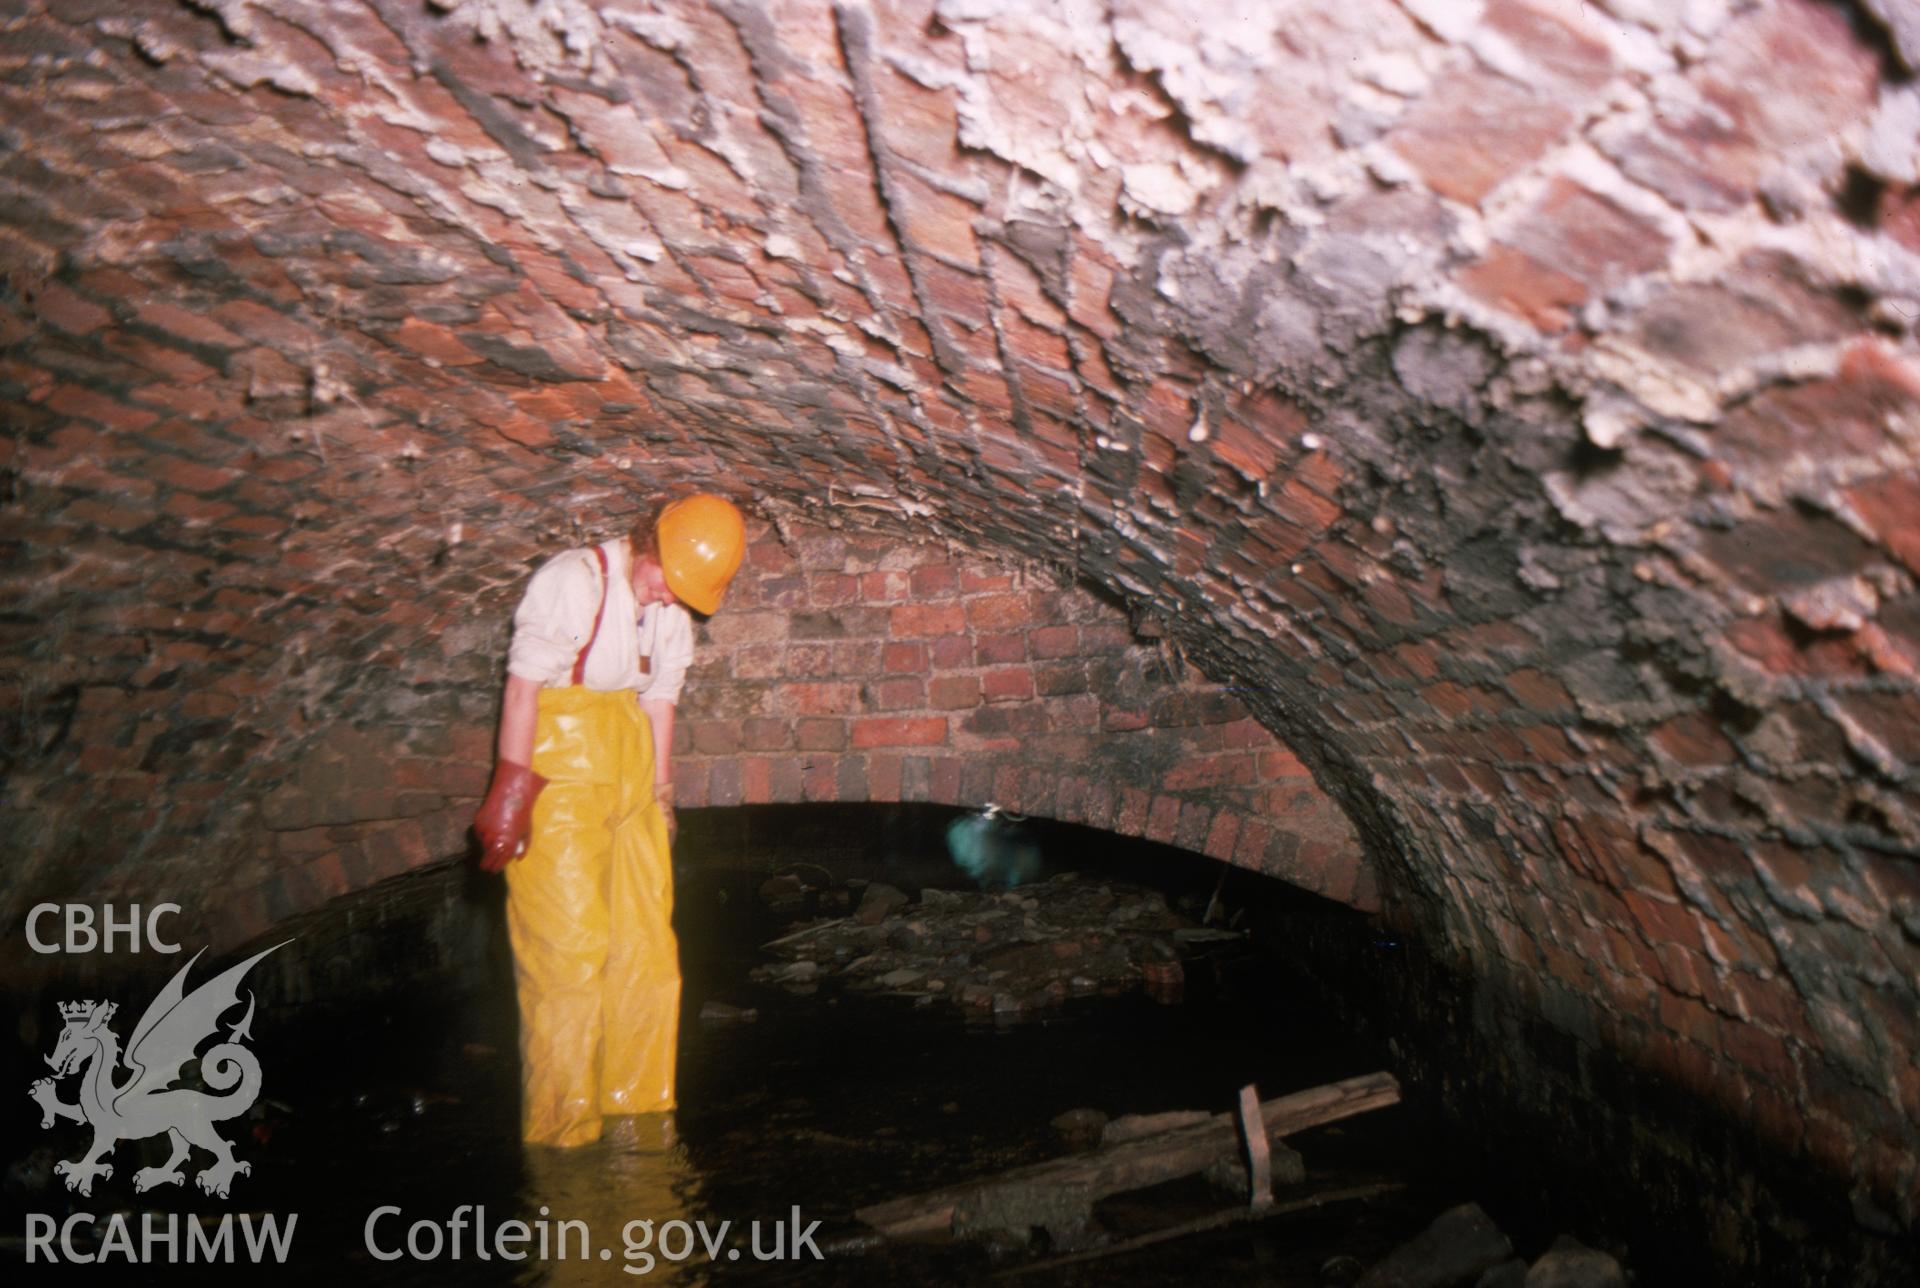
[[656, 781, 678, 845], [474, 761, 548, 871]]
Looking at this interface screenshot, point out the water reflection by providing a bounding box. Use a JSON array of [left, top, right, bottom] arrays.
[[515, 1113, 699, 1284]]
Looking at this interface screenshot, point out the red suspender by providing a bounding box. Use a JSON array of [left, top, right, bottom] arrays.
[[570, 546, 611, 687]]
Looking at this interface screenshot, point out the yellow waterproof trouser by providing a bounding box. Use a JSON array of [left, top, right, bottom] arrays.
[[505, 685, 679, 1147]]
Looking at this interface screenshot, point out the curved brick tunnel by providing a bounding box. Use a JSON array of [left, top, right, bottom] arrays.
[[248, 524, 1372, 911], [2, 0, 1919, 1275]]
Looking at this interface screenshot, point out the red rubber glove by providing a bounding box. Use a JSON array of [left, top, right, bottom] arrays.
[[474, 761, 547, 871]]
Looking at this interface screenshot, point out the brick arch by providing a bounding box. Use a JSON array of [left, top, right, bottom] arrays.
[[667, 526, 1372, 910], [210, 521, 1370, 944], [673, 742, 1367, 909]]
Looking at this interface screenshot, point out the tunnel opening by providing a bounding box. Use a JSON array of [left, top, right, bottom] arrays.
[[3, 802, 1591, 1284]]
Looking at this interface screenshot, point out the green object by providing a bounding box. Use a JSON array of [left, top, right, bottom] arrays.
[[946, 809, 1042, 888]]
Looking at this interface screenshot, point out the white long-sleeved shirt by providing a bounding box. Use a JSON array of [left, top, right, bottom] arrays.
[[506, 537, 694, 702]]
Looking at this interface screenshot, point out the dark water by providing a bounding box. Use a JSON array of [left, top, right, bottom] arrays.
[[4, 810, 1478, 1285]]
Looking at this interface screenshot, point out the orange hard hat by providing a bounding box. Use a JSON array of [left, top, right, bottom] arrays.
[[656, 494, 746, 614]]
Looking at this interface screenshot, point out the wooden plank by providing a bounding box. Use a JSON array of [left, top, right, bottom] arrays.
[[994, 1182, 1404, 1278], [1238, 1083, 1272, 1209], [761, 916, 849, 950], [855, 1070, 1401, 1241]]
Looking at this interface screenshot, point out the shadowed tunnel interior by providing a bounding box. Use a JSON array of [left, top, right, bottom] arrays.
[[2, 0, 1919, 1283]]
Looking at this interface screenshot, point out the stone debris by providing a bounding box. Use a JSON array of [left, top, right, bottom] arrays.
[[758, 873, 811, 909], [1354, 1206, 1630, 1288], [1476, 1262, 1528, 1288], [1521, 1236, 1627, 1288], [854, 881, 910, 925], [1323, 1254, 1367, 1286], [750, 872, 1213, 1021], [1356, 1202, 1514, 1288], [1049, 1107, 1110, 1153]]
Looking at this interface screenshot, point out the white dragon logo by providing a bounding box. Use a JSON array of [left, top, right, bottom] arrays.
[[29, 942, 285, 1199]]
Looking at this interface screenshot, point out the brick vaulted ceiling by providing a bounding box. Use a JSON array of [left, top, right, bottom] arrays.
[[3, 0, 1920, 1240]]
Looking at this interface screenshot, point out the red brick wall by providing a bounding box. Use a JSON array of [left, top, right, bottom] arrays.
[[670, 524, 1367, 905]]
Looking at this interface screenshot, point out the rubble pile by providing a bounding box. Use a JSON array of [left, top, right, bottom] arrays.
[[750, 873, 1226, 1021], [1350, 1204, 1629, 1288]]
